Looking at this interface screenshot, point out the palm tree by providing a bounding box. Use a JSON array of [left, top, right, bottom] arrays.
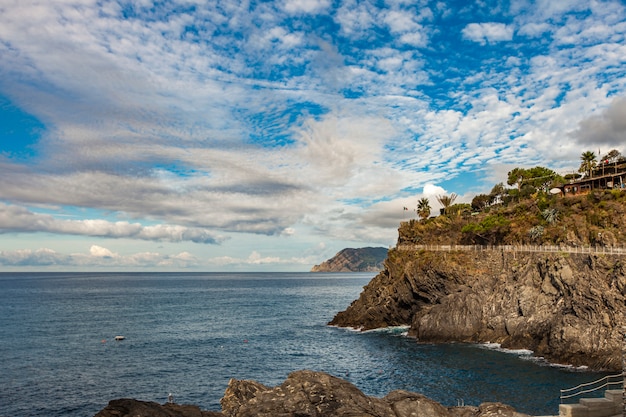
[[416, 197, 431, 221], [579, 150, 597, 178], [436, 193, 458, 216]]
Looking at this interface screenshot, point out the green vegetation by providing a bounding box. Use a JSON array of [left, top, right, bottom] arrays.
[[436, 193, 458, 215], [402, 149, 626, 247], [506, 166, 562, 201], [416, 197, 431, 221], [579, 150, 597, 178], [461, 214, 511, 245]]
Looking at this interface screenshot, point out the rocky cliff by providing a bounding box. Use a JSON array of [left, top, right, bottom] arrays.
[[329, 248, 626, 370], [311, 247, 388, 272], [95, 370, 529, 417]]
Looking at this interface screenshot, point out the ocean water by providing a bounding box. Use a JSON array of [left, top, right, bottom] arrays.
[[0, 272, 612, 417]]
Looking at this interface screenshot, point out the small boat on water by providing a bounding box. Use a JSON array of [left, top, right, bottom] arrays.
[[114, 335, 125, 341]]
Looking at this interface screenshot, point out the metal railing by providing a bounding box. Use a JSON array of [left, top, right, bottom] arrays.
[[560, 373, 623, 403], [396, 244, 626, 256]]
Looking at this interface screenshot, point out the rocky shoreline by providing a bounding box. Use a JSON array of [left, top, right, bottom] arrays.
[[329, 248, 626, 370], [95, 370, 531, 417]]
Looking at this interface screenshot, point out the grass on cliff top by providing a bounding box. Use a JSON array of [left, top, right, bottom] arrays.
[[399, 189, 626, 247]]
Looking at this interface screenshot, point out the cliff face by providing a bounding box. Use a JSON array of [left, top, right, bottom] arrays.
[[311, 247, 388, 272], [329, 248, 626, 370]]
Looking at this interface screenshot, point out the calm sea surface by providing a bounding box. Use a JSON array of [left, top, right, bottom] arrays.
[[0, 272, 611, 416]]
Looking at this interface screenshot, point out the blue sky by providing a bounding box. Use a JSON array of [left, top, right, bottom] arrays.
[[1, 0, 626, 271]]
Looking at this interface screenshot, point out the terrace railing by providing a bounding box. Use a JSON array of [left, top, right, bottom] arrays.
[[396, 244, 626, 256]]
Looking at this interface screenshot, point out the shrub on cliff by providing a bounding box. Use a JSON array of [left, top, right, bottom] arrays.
[[400, 187, 626, 247], [461, 214, 511, 245]]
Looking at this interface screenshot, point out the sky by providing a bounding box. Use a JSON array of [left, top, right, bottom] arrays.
[[0, 0, 626, 271]]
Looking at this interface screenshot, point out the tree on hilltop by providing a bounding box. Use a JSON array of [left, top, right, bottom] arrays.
[[507, 167, 527, 192], [437, 193, 458, 215], [507, 167, 559, 192], [448, 203, 472, 218], [525, 166, 561, 190], [490, 182, 507, 204], [471, 194, 491, 212], [600, 149, 624, 163], [417, 197, 431, 221]]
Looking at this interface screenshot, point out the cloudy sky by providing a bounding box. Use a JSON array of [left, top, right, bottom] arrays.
[[0, 0, 625, 271]]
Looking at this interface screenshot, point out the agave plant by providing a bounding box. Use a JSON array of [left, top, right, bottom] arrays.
[[542, 208, 559, 224], [528, 225, 545, 241]]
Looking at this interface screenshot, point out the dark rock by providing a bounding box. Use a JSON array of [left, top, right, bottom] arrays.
[[95, 371, 530, 417], [311, 247, 388, 272], [94, 398, 223, 417], [330, 249, 626, 370]]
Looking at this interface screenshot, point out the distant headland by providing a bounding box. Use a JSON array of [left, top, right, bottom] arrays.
[[311, 247, 388, 272]]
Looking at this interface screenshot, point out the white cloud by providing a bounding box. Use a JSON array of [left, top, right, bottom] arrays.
[[400, 32, 427, 47], [282, 227, 296, 236], [383, 9, 428, 47], [384, 10, 421, 33], [293, 114, 397, 192], [423, 184, 446, 197], [90, 245, 116, 258], [208, 250, 320, 268], [0, 248, 69, 266], [462, 22, 514, 45], [283, 0, 330, 14], [518, 22, 552, 38], [0, 203, 225, 244], [0, 245, 200, 268], [335, 0, 378, 38]]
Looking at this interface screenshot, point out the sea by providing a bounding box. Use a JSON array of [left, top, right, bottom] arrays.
[[0, 272, 613, 417]]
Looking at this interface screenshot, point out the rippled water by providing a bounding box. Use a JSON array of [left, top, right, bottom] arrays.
[[0, 272, 610, 416]]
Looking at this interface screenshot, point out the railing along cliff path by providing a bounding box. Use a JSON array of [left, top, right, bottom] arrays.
[[560, 373, 623, 402], [396, 244, 626, 256]]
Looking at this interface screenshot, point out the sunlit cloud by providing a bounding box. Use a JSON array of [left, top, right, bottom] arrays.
[[461, 22, 514, 45]]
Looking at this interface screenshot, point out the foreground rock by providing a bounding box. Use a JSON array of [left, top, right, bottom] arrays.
[[95, 370, 530, 417], [94, 398, 222, 417], [311, 247, 388, 272], [330, 249, 626, 370]]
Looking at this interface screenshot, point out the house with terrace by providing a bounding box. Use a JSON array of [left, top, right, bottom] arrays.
[[561, 156, 626, 196]]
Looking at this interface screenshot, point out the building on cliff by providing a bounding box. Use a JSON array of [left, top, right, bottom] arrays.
[[561, 158, 626, 195]]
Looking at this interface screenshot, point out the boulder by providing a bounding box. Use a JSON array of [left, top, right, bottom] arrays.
[[94, 398, 222, 417], [95, 371, 530, 417], [220, 370, 529, 417]]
